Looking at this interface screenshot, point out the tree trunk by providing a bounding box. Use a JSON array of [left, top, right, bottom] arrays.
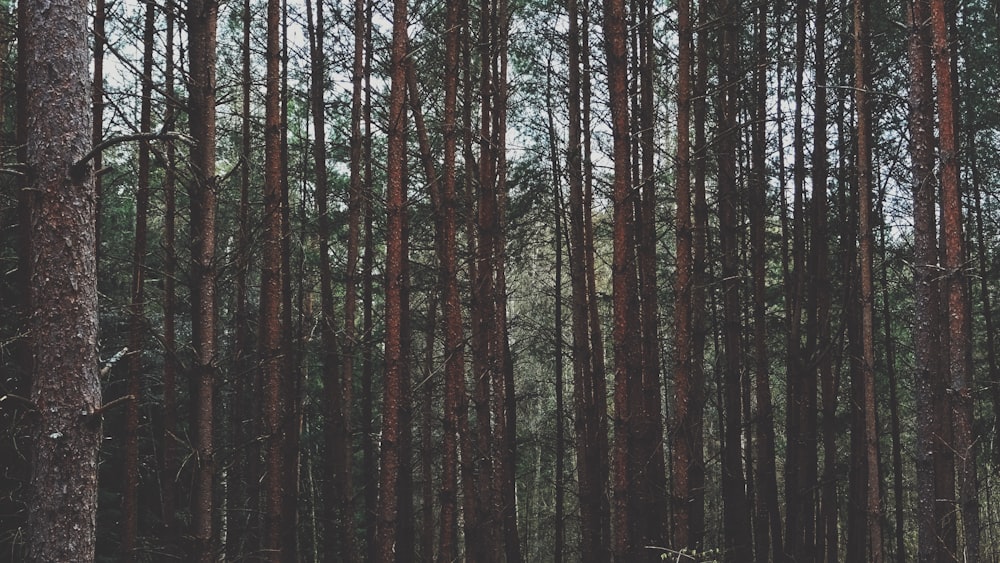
[[160, 0, 179, 548], [750, 2, 784, 560], [23, 0, 101, 558], [186, 0, 219, 558], [672, 0, 695, 549], [227, 0, 255, 556], [261, 0, 287, 555], [931, 0, 980, 556], [716, 2, 752, 560], [905, 0, 944, 559], [374, 0, 408, 557], [853, 1, 885, 558], [434, 0, 466, 557], [601, 0, 642, 556], [122, 3, 156, 558]]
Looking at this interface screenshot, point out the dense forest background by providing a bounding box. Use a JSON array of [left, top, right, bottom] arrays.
[[2, 0, 1000, 560]]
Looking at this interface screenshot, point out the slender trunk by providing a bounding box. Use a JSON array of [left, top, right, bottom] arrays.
[[375, 0, 408, 557], [931, 0, 980, 555], [435, 0, 466, 557], [673, 0, 695, 549], [635, 0, 668, 550], [717, 2, 752, 560], [905, 0, 944, 559], [261, 0, 287, 554], [228, 0, 254, 556], [396, 213, 415, 563], [187, 0, 219, 558], [602, 0, 643, 556], [751, 2, 783, 560], [278, 3, 301, 557], [544, 57, 566, 563], [853, 1, 884, 558], [361, 0, 378, 556], [420, 297, 436, 562], [567, 0, 607, 558], [689, 0, 709, 546], [879, 189, 906, 563], [785, 0, 809, 555], [122, 4, 156, 558], [161, 0, 179, 547]]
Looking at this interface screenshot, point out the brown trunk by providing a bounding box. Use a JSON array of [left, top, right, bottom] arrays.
[[187, 0, 219, 558], [785, 0, 809, 555], [567, 1, 608, 558], [602, 0, 642, 556], [23, 0, 101, 558], [750, 2, 784, 560], [878, 188, 906, 563], [543, 57, 566, 563], [122, 4, 156, 558], [853, 2, 885, 559], [261, 0, 287, 555], [689, 0, 709, 546], [434, 0, 466, 557], [716, 3, 752, 560], [672, 0, 695, 549], [361, 0, 378, 556], [396, 213, 415, 563], [803, 0, 829, 558], [931, 0, 980, 556], [160, 0, 179, 547], [905, 0, 944, 559], [278, 4, 301, 557], [228, 0, 255, 556], [420, 297, 436, 562], [375, 0, 408, 557], [969, 134, 1000, 468], [634, 0, 668, 550]]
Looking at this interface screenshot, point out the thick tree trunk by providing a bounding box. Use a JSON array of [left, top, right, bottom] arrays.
[[23, 0, 101, 559], [931, 0, 980, 556]]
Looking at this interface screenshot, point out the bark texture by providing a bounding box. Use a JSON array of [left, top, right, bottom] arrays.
[[24, 0, 101, 559]]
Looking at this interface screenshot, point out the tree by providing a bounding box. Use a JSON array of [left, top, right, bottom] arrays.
[[374, 0, 409, 556], [122, 2, 157, 558], [852, 0, 884, 558], [22, 0, 101, 560], [186, 0, 220, 558]]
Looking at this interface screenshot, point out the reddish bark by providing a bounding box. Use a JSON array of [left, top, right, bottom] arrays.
[[931, 0, 980, 556], [186, 0, 219, 558], [23, 0, 101, 558], [853, 2, 885, 559], [374, 0, 408, 557]]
